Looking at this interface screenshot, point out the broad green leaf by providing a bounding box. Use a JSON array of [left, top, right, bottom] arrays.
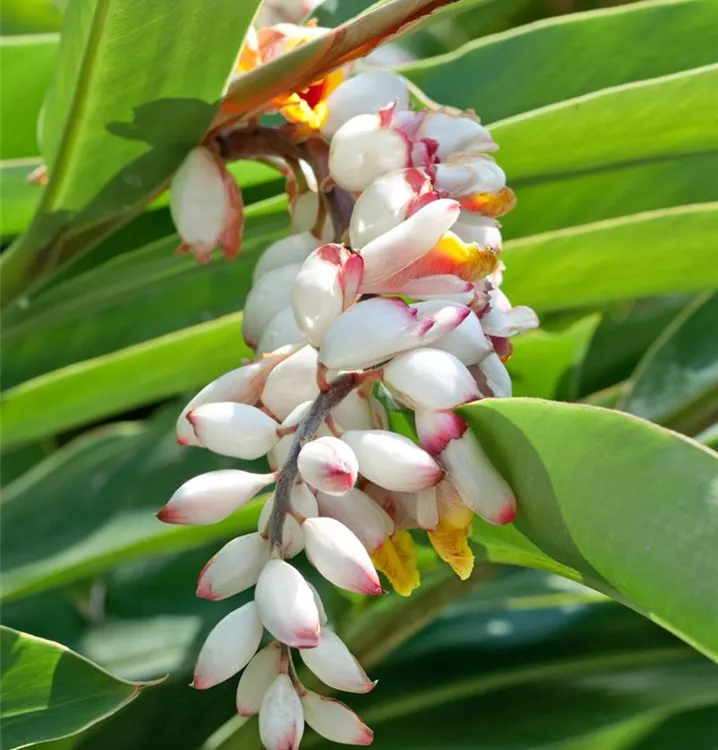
[[501, 204, 718, 312], [401, 0, 718, 124], [0, 311, 252, 450], [0, 34, 58, 158], [0, 0, 262, 307], [1, 159, 44, 238], [508, 315, 600, 400], [0, 409, 266, 601], [621, 292, 718, 432], [492, 64, 718, 189], [458, 398, 718, 661], [0, 626, 147, 749], [579, 296, 690, 399], [1, 197, 288, 388], [503, 152, 718, 239]]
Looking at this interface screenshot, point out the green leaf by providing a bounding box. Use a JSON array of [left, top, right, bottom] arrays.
[[0, 34, 58, 159], [620, 292, 718, 433], [1, 159, 44, 238], [458, 398, 718, 661], [0, 0, 262, 306], [1, 197, 288, 388], [492, 64, 718, 189], [501, 204, 718, 312], [0, 409, 266, 602], [401, 0, 718, 124], [0, 625, 148, 749], [508, 314, 601, 400], [503, 151, 718, 239], [0, 0, 62, 35]]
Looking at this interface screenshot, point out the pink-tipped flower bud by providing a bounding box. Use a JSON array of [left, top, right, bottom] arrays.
[[329, 109, 412, 192], [322, 70, 410, 136], [318, 296, 470, 371], [349, 167, 436, 248], [292, 244, 363, 347], [303, 517, 382, 595], [158, 470, 274, 525], [298, 437, 358, 495], [260, 345, 321, 421], [192, 602, 262, 689], [299, 628, 376, 693], [317, 487, 395, 553], [358, 199, 460, 290], [434, 154, 506, 197], [259, 673, 304, 750], [413, 111, 497, 159], [176, 356, 286, 446], [301, 692, 374, 746], [412, 301, 492, 366], [242, 263, 301, 348], [253, 232, 319, 282], [341, 429, 443, 492], [415, 410, 516, 525], [236, 641, 281, 717], [186, 402, 279, 460], [383, 347, 479, 410], [197, 532, 270, 601], [170, 147, 243, 263], [255, 559, 321, 648]]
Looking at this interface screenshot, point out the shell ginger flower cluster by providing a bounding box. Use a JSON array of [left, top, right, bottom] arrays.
[[161, 26, 538, 750]]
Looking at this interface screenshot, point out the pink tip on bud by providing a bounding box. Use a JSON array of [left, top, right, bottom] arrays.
[[298, 437, 358, 496]]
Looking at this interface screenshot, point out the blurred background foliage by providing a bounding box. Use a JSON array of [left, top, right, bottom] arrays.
[[1, 0, 717, 748]]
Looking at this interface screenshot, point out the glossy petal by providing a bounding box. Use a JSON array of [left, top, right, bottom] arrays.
[[187, 403, 279, 459], [316, 487, 394, 553], [197, 532, 270, 601], [259, 674, 304, 750], [193, 602, 263, 689], [413, 302, 491, 366], [257, 306, 306, 355], [253, 232, 319, 282], [236, 641, 282, 717], [301, 691, 374, 746], [261, 345, 320, 421], [298, 437, 359, 495], [243, 263, 301, 347], [299, 629, 375, 693]]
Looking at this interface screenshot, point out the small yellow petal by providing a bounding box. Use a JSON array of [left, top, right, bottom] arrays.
[[371, 531, 420, 597], [428, 520, 475, 581], [458, 186, 516, 218]]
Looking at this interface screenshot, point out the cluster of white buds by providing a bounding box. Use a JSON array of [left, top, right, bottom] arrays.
[[164, 17, 538, 749]]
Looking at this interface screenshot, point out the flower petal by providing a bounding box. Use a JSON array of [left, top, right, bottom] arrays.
[[187, 403, 279, 459], [261, 345, 320, 421], [298, 437, 359, 496], [253, 232, 319, 282], [299, 629, 375, 693], [236, 641, 282, 717], [301, 691, 374, 746], [243, 263, 301, 348], [197, 532, 270, 600], [259, 673, 304, 750], [316, 487, 394, 552]]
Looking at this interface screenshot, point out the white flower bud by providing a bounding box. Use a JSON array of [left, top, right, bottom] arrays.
[[159, 470, 274, 525], [258, 484, 317, 557], [261, 345, 320, 421], [415, 410, 515, 524], [383, 347, 479, 410], [332, 389, 375, 431], [301, 691, 374, 746], [317, 487, 394, 552], [359, 199, 461, 291], [192, 602, 262, 689], [170, 147, 243, 263], [329, 111, 411, 192], [299, 628, 375, 693], [196, 532, 270, 600], [256, 306, 305, 355], [434, 155, 506, 197], [243, 263, 301, 347], [176, 359, 280, 446], [322, 70, 410, 136], [291, 245, 363, 347], [187, 402, 279, 459], [349, 167, 435, 248], [236, 641, 281, 717], [253, 232, 319, 282], [472, 351, 513, 398], [259, 674, 304, 750], [303, 517, 382, 595], [298, 437, 358, 495], [481, 288, 540, 337], [255, 559, 321, 648], [452, 212, 502, 251], [414, 111, 497, 159], [318, 297, 470, 371], [341, 429, 442, 492]]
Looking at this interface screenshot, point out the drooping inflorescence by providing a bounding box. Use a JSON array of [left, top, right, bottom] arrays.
[[161, 15, 538, 750]]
